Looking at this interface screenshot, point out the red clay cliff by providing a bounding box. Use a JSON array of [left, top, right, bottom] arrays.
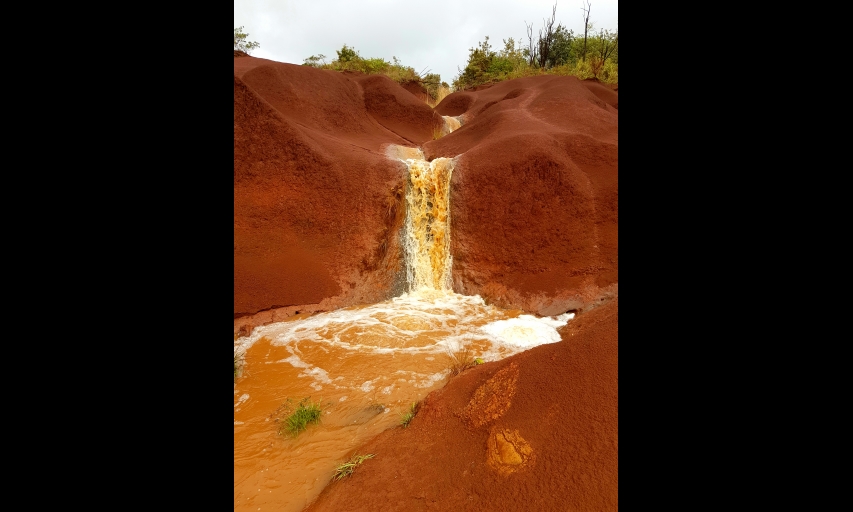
[[235, 57, 617, 330], [234, 56, 618, 511], [234, 57, 443, 327], [426, 75, 618, 316]]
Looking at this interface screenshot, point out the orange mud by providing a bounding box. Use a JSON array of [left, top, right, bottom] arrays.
[[304, 298, 618, 512], [233, 293, 573, 512]]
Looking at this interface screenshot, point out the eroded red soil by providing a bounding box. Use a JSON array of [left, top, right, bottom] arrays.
[[234, 56, 618, 511], [426, 75, 618, 316], [234, 58, 441, 325], [235, 57, 617, 331], [304, 298, 618, 512]]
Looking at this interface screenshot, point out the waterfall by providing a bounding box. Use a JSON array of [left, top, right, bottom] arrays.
[[403, 156, 454, 292]]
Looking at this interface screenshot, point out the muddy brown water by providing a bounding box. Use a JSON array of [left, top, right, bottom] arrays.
[[233, 291, 573, 512]]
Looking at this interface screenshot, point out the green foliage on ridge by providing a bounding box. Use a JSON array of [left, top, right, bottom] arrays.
[[451, 2, 617, 91], [452, 29, 617, 91], [303, 45, 444, 98], [234, 26, 260, 54], [299, 4, 617, 96]]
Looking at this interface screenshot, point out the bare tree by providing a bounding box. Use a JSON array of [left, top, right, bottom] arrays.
[[525, 21, 537, 66], [596, 28, 618, 61], [580, 0, 591, 62], [525, 2, 562, 68], [536, 2, 559, 68]]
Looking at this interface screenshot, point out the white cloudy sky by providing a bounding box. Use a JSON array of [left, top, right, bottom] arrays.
[[234, 0, 617, 86]]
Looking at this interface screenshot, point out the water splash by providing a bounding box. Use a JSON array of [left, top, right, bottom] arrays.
[[403, 157, 453, 292]]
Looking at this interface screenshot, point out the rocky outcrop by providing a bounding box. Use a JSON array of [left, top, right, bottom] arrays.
[[235, 58, 618, 327], [234, 58, 440, 323], [425, 75, 618, 315]]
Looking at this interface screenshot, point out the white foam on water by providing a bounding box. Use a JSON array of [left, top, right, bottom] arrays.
[[442, 116, 462, 132], [303, 367, 332, 384], [271, 352, 334, 389], [236, 291, 500, 355], [480, 313, 575, 349], [235, 393, 249, 407], [360, 379, 376, 392], [296, 367, 332, 390], [235, 292, 574, 365], [281, 355, 311, 368], [385, 144, 424, 161], [234, 290, 575, 400], [414, 372, 447, 388]]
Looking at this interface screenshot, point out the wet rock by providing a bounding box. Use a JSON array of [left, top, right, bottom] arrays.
[[486, 428, 534, 475], [461, 362, 518, 429]]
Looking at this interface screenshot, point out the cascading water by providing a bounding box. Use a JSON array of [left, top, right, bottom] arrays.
[[403, 155, 454, 292], [234, 126, 574, 512]]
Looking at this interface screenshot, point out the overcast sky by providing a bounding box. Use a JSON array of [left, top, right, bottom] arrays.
[[234, 0, 617, 86]]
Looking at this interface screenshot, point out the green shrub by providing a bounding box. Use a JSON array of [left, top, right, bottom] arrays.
[[452, 28, 617, 91], [234, 27, 260, 54], [302, 54, 327, 67], [234, 351, 244, 382], [301, 46, 428, 95], [399, 401, 419, 427], [336, 44, 359, 62], [278, 398, 323, 437]]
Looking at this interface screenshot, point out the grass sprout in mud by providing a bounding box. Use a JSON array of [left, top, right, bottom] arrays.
[[234, 351, 244, 382], [276, 397, 323, 437], [399, 401, 419, 427], [333, 453, 375, 481], [445, 343, 483, 377]]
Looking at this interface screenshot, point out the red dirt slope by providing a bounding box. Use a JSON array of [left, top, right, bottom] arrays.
[[234, 57, 442, 323], [425, 75, 618, 315], [305, 297, 618, 512]]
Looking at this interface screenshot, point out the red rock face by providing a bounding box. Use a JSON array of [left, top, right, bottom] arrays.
[[235, 59, 619, 509], [235, 57, 618, 323], [425, 75, 618, 315], [234, 58, 441, 320]]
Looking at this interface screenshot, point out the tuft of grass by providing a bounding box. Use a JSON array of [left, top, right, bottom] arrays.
[[234, 351, 244, 382], [333, 453, 375, 481], [445, 344, 482, 377], [399, 401, 419, 428], [278, 397, 323, 437]]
